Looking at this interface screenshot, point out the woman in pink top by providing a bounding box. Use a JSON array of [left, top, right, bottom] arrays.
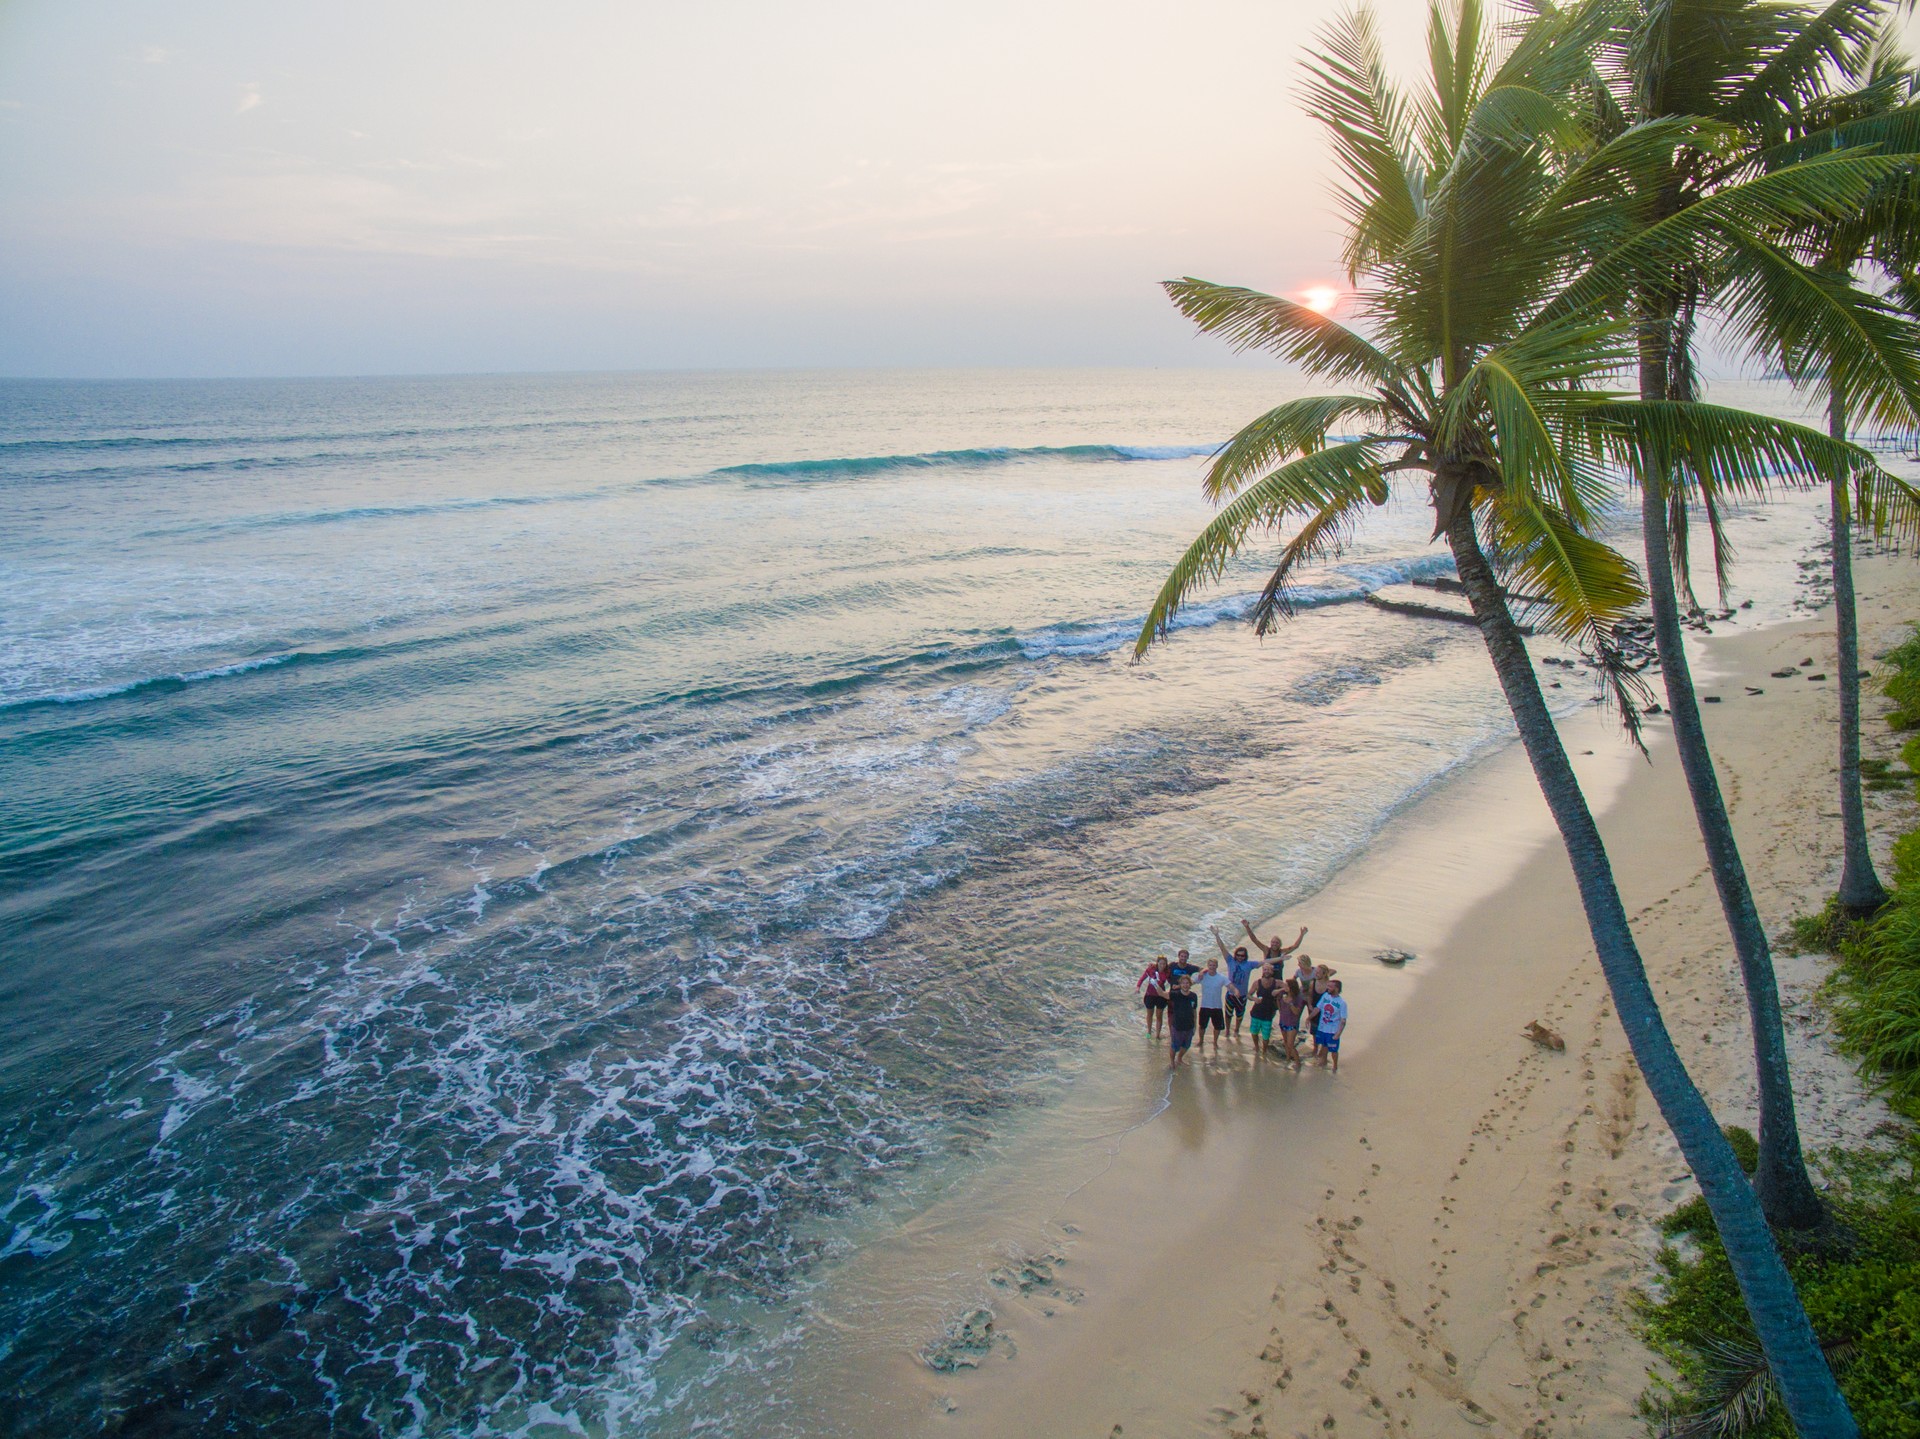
[[1136, 956, 1172, 1038]]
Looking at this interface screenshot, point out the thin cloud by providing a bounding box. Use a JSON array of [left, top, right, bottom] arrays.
[[139, 45, 177, 65], [236, 83, 262, 115]]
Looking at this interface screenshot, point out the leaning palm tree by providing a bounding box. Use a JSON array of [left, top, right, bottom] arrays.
[[1547, 0, 1920, 1232], [1139, 2, 1882, 1431]]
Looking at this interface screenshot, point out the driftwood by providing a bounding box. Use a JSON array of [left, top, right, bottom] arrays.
[[1363, 592, 1540, 635]]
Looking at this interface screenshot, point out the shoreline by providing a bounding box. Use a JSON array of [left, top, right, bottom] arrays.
[[757, 553, 1920, 1439]]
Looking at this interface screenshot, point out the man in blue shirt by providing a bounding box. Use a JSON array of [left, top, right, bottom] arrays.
[[1212, 926, 1261, 1040]]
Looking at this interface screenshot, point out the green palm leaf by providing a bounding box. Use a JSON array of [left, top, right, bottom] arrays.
[[1543, 149, 1910, 324], [1161, 279, 1401, 384], [1133, 439, 1394, 654], [1201, 395, 1399, 501], [1716, 231, 1920, 430]]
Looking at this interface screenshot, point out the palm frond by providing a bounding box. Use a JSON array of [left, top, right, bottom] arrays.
[[1726, 0, 1895, 126], [1162, 279, 1401, 385], [1249, 488, 1383, 635], [1850, 462, 1920, 543], [1656, 1334, 1860, 1439], [1201, 395, 1398, 502], [1590, 399, 1876, 499], [1441, 312, 1633, 520], [1752, 97, 1920, 171], [1483, 495, 1650, 734], [1303, 7, 1427, 274], [1134, 439, 1395, 654], [1717, 231, 1920, 431], [1541, 148, 1910, 325]]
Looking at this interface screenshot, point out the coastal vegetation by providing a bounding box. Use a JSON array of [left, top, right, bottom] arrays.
[[1142, 0, 1920, 1431], [1643, 633, 1920, 1437]]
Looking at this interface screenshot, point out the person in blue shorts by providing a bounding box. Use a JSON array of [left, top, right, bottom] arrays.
[[1314, 979, 1348, 1072]]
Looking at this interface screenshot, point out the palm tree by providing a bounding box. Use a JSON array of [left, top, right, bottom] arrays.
[[1759, 19, 1920, 916], [1139, 2, 1882, 1430], [1557, 0, 1920, 1231]]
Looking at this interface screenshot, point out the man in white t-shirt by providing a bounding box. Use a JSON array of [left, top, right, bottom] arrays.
[[1195, 958, 1230, 1055], [1314, 980, 1349, 1072]]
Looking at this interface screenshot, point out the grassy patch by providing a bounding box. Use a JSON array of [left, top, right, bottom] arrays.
[[1638, 1138, 1920, 1437]]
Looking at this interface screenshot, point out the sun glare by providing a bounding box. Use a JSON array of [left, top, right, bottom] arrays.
[[1301, 285, 1341, 315]]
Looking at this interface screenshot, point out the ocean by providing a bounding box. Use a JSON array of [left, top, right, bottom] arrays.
[[0, 369, 1840, 1436]]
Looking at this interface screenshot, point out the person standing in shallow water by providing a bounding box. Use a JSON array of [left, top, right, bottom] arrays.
[[1136, 956, 1171, 1038], [1194, 958, 1229, 1055], [1211, 927, 1260, 1040], [1169, 948, 1200, 990], [1165, 974, 1198, 1067], [1315, 979, 1348, 1072]]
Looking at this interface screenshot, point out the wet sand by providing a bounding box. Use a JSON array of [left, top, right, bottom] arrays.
[[773, 554, 1919, 1439]]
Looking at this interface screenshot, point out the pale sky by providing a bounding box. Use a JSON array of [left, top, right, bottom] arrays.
[[0, 2, 1903, 378]]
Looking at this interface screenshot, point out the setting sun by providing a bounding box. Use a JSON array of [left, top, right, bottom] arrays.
[[1301, 285, 1342, 314]]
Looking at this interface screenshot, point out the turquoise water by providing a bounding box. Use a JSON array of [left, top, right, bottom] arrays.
[[0, 370, 1833, 1436]]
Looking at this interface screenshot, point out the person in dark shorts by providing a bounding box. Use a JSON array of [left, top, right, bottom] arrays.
[[1211, 927, 1261, 1039], [1137, 956, 1172, 1038], [1195, 958, 1229, 1055], [1166, 975, 1198, 1066]]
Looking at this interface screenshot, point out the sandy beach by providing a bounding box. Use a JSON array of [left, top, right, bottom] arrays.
[[768, 552, 1920, 1439]]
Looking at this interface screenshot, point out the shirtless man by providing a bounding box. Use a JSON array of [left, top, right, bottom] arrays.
[[1246, 961, 1284, 1057], [1243, 919, 1308, 966]]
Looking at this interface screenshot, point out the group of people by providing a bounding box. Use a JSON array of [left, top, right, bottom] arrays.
[[1135, 921, 1347, 1071]]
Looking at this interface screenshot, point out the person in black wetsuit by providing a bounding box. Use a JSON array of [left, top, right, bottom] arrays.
[[1165, 975, 1198, 1067]]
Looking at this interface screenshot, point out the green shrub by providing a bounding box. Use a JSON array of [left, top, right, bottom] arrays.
[[1786, 896, 1859, 955], [1893, 828, 1920, 891], [1641, 1199, 1920, 1438], [1884, 631, 1920, 729], [1723, 1125, 1760, 1175], [1830, 890, 1920, 1123]]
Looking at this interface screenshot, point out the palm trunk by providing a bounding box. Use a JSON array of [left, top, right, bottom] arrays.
[[1633, 340, 1827, 1229], [1445, 505, 1856, 1438], [1830, 386, 1889, 914], [1637, 481, 1828, 1230]]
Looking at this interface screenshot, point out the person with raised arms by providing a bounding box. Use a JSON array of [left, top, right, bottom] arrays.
[[1211, 926, 1261, 1040], [1242, 918, 1307, 966]]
